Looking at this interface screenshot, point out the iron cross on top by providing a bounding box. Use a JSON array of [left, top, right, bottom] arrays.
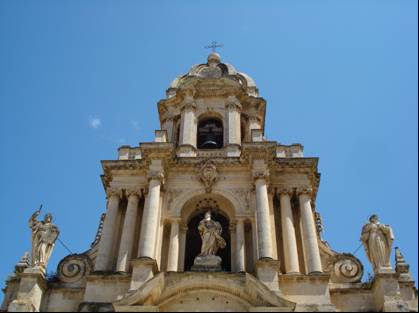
[[205, 41, 224, 53]]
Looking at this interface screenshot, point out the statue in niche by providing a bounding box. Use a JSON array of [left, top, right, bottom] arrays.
[[198, 211, 226, 257], [192, 211, 226, 272], [361, 214, 394, 273], [29, 208, 60, 269]]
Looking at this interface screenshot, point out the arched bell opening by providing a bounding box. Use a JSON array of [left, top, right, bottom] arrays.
[[197, 117, 224, 149], [184, 209, 231, 272]]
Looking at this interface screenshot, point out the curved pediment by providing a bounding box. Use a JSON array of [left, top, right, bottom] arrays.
[[114, 272, 296, 312]]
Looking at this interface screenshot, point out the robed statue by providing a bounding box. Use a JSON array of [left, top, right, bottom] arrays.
[[361, 214, 394, 273], [29, 208, 60, 268], [198, 211, 226, 257]]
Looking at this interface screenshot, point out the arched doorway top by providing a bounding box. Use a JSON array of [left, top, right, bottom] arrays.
[[113, 272, 296, 312], [172, 189, 239, 223]]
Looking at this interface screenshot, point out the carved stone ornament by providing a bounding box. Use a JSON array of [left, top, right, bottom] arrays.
[[57, 254, 93, 284], [325, 253, 364, 283], [91, 213, 106, 248], [198, 160, 219, 193], [14, 252, 31, 274]]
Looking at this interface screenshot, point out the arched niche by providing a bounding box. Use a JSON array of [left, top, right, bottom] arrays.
[[180, 194, 236, 272]]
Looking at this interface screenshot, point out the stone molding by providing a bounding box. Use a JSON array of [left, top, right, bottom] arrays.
[[147, 171, 165, 184], [276, 187, 294, 196], [226, 95, 242, 112], [296, 187, 313, 196], [125, 189, 143, 199], [106, 188, 123, 199], [252, 170, 269, 183]]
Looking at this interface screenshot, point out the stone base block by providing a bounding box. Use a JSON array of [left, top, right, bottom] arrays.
[[225, 144, 241, 157], [8, 267, 46, 312], [278, 273, 335, 310], [177, 145, 197, 157], [255, 259, 281, 292], [79, 302, 114, 312], [191, 255, 222, 272], [115, 305, 159, 312], [294, 304, 336, 312], [130, 258, 158, 291], [372, 272, 410, 312], [8, 300, 35, 312]]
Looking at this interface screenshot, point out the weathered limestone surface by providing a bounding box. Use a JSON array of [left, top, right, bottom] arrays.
[[2, 52, 417, 312]]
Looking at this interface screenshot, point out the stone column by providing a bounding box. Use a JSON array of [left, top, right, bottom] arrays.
[[226, 96, 242, 146], [162, 116, 175, 142], [116, 190, 141, 272], [179, 96, 197, 148], [236, 218, 246, 272], [178, 223, 188, 271], [138, 173, 164, 259], [248, 113, 261, 132], [254, 172, 274, 259], [167, 219, 180, 272], [278, 188, 300, 274], [298, 188, 322, 274], [95, 189, 121, 271], [229, 223, 236, 272]]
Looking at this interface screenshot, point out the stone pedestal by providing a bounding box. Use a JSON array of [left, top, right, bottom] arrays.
[[176, 145, 197, 157], [8, 267, 46, 312], [278, 273, 336, 312], [191, 255, 222, 272], [226, 144, 241, 157], [372, 272, 410, 312], [130, 258, 158, 291], [255, 259, 281, 293]]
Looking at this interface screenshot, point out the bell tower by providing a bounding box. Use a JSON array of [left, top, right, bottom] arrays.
[[3, 51, 417, 313], [157, 52, 266, 157]]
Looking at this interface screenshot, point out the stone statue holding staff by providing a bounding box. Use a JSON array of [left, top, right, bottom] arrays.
[[29, 206, 60, 268]]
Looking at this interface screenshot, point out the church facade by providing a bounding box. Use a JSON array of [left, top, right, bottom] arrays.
[[2, 52, 417, 312]]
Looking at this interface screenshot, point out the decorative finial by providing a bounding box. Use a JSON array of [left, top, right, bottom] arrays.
[[395, 247, 414, 282], [15, 252, 31, 274], [205, 41, 224, 53]]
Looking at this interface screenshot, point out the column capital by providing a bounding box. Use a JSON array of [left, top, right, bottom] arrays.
[[106, 188, 122, 199], [277, 187, 294, 197], [126, 189, 142, 199], [296, 187, 313, 196], [180, 222, 188, 233], [226, 96, 242, 112], [252, 170, 269, 183], [167, 217, 181, 225], [229, 222, 237, 233], [147, 171, 165, 184], [162, 113, 176, 124], [235, 217, 246, 224], [181, 96, 197, 112], [248, 114, 261, 123]]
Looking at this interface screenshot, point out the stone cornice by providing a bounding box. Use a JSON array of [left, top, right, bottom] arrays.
[[242, 142, 277, 162], [272, 157, 320, 201], [140, 142, 174, 160]]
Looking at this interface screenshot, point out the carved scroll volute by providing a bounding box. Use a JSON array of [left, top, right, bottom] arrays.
[[57, 254, 93, 284], [326, 254, 364, 283]]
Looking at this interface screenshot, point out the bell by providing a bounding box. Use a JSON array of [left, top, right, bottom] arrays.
[[201, 132, 218, 148]]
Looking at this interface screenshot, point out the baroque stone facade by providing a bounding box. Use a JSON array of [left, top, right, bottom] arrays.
[[1, 52, 417, 312]]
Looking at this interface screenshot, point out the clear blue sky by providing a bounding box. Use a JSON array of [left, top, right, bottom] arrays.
[[0, 0, 417, 289]]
